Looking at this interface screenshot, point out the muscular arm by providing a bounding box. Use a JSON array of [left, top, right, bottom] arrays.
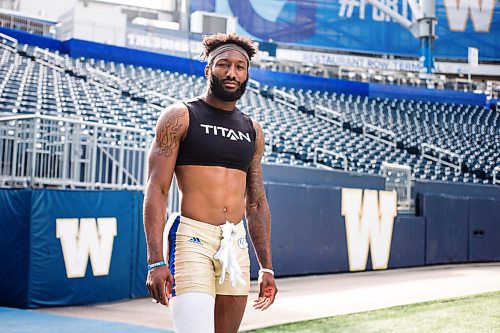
[[247, 121, 277, 310], [246, 121, 272, 270], [143, 104, 187, 305]]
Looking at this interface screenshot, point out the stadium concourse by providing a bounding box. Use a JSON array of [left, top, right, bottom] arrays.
[[1, 263, 499, 332]]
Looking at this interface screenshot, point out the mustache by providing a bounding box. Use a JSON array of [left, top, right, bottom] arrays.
[[222, 78, 240, 85]]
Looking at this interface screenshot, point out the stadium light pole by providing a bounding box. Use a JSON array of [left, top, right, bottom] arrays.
[[419, 0, 436, 75], [364, 0, 436, 75]]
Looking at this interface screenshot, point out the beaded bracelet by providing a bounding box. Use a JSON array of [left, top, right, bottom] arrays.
[[147, 260, 166, 270]]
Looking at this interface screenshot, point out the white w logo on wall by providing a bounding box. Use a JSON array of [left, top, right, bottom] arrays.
[[341, 189, 397, 271], [56, 218, 117, 278], [444, 0, 496, 32]]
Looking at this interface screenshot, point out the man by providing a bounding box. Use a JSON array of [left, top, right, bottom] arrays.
[[143, 33, 278, 333]]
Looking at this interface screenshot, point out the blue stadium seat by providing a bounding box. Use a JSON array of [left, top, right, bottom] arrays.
[[0, 41, 498, 185]]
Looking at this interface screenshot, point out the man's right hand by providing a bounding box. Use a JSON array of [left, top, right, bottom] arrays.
[[146, 265, 174, 306]]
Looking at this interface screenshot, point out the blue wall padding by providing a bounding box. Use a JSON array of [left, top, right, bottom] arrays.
[[495, 208, 500, 261], [305, 186, 348, 272], [423, 194, 469, 265], [0, 189, 32, 308], [0, 27, 62, 51], [262, 164, 385, 189], [246, 220, 258, 279], [130, 192, 148, 298], [27, 190, 136, 308], [61, 38, 206, 76], [260, 183, 348, 276], [468, 197, 499, 262], [388, 217, 426, 268], [415, 181, 500, 200], [250, 68, 370, 97], [369, 82, 486, 107]]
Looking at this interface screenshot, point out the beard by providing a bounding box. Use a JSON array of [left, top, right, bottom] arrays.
[[209, 75, 248, 102]]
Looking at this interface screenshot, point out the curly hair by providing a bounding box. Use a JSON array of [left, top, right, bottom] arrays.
[[201, 33, 256, 63]]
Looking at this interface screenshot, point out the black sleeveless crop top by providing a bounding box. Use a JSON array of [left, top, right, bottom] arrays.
[[176, 98, 256, 172]]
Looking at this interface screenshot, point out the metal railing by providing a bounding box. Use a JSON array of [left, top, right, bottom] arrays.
[[382, 162, 413, 210], [0, 114, 152, 189], [313, 147, 348, 171], [314, 105, 344, 127], [248, 78, 261, 94], [86, 66, 123, 93], [167, 176, 180, 216], [494, 166, 500, 185], [273, 89, 298, 110], [0, 12, 55, 37], [0, 32, 17, 52], [146, 91, 180, 104], [421, 143, 463, 171], [363, 123, 397, 147], [262, 129, 274, 152], [33, 47, 65, 72]]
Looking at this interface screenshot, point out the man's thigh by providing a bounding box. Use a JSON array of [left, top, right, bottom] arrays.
[[214, 295, 248, 333], [169, 218, 217, 296]]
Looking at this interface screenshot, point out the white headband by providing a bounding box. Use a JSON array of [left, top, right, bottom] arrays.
[[207, 43, 250, 64]]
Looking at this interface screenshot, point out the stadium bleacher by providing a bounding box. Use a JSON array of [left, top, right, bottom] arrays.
[[0, 40, 498, 188]]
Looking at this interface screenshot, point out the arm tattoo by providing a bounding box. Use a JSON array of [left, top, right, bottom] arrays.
[[246, 123, 266, 209], [246, 123, 273, 269], [155, 109, 184, 157], [246, 156, 266, 209]]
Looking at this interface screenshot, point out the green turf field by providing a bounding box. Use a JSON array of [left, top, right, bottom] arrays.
[[247, 291, 500, 333]]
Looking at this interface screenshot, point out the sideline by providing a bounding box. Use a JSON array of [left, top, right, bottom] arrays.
[[13, 263, 500, 332]]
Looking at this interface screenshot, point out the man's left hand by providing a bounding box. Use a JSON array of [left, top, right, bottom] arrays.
[[253, 272, 277, 311]]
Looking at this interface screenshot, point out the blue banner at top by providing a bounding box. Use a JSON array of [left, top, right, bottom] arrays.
[[191, 0, 500, 60]]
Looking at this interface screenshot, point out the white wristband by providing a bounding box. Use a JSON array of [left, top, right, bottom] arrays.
[[258, 268, 274, 276]]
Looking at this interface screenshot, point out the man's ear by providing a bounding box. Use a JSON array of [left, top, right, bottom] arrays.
[[204, 64, 210, 78]]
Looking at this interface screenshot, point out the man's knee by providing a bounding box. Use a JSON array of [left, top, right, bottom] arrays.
[[214, 295, 248, 333], [170, 292, 215, 333]]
